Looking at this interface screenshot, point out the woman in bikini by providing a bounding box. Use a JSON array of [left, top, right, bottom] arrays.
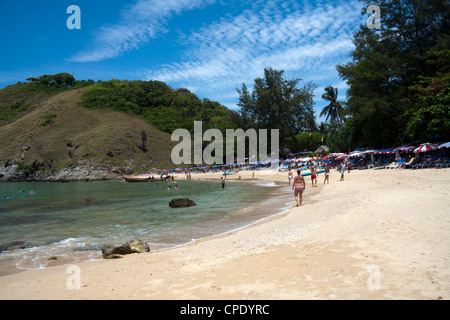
[[292, 169, 306, 207]]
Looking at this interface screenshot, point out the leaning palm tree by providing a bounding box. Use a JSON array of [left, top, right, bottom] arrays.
[[320, 85, 346, 123]]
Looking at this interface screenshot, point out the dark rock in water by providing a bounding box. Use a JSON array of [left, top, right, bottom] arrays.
[[0, 241, 29, 253], [48, 256, 58, 261], [102, 238, 150, 259], [169, 198, 197, 208], [83, 198, 97, 204]]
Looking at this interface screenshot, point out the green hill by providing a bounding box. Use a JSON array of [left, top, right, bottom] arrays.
[[0, 74, 241, 181]]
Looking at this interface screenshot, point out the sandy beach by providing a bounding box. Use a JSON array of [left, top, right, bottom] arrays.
[[0, 167, 449, 300]]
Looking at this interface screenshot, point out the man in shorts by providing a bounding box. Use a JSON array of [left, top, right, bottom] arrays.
[[310, 165, 317, 187]]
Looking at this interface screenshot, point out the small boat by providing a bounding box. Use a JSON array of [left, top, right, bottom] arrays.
[[122, 176, 165, 182]]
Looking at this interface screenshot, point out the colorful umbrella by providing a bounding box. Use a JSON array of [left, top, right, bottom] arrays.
[[376, 148, 395, 154], [335, 154, 348, 160], [438, 142, 450, 149], [395, 145, 416, 153], [413, 143, 438, 153]]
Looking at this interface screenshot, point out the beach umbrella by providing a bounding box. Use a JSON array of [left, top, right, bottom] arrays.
[[376, 148, 395, 154], [336, 154, 348, 160], [395, 145, 416, 153], [438, 142, 450, 149], [414, 143, 438, 153]]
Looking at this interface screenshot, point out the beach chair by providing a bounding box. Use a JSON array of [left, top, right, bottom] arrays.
[[412, 161, 427, 170], [391, 158, 406, 169], [385, 160, 400, 169], [403, 157, 415, 169], [436, 159, 450, 168]]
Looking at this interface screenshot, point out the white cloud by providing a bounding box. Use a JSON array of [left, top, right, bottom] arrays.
[[67, 0, 216, 62], [145, 0, 363, 113]]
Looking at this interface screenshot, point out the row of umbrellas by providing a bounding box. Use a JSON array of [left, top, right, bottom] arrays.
[[334, 142, 450, 160], [168, 142, 449, 170]]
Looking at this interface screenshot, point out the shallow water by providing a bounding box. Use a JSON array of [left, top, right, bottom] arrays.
[[0, 179, 290, 275]]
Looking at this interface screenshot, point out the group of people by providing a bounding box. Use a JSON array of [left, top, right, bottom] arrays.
[[288, 161, 346, 207], [158, 182, 178, 192]]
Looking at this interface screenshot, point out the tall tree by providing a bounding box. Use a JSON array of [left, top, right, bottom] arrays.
[[237, 67, 317, 148], [320, 85, 346, 123], [337, 0, 450, 148], [403, 50, 450, 140]]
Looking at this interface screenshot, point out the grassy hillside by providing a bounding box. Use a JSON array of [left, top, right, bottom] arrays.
[[79, 79, 241, 134], [0, 87, 178, 178], [0, 75, 244, 180]]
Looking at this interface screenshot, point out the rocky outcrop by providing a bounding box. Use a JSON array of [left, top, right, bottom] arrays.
[[169, 198, 197, 208], [0, 160, 134, 182], [50, 161, 115, 182], [102, 238, 150, 259]]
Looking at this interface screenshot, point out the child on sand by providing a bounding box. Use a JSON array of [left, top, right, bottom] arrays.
[[292, 169, 306, 207]]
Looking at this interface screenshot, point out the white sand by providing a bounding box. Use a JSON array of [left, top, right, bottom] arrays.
[[0, 168, 449, 300]]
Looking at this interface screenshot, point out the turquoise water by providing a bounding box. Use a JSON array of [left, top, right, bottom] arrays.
[[0, 179, 289, 275]]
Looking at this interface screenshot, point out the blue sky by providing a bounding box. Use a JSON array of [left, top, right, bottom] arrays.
[[0, 0, 367, 121]]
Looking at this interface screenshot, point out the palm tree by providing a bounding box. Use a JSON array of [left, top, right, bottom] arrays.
[[320, 85, 346, 123]]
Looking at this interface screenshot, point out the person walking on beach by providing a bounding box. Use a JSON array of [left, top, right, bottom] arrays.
[[340, 162, 346, 181], [292, 169, 306, 207], [324, 163, 330, 184], [288, 169, 293, 185], [310, 165, 317, 187]]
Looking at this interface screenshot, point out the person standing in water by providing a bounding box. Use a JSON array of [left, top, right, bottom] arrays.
[[221, 176, 226, 189], [292, 169, 306, 207]]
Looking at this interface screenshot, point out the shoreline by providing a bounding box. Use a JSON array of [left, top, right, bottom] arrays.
[[0, 168, 449, 299], [0, 176, 292, 277]]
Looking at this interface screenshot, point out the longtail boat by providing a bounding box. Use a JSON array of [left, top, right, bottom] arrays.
[[122, 176, 165, 182]]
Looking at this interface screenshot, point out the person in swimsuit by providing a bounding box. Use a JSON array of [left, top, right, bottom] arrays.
[[292, 169, 306, 207], [310, 165, 317, 187], [288, 169, 293, 185], [324, 163, 330, 184]]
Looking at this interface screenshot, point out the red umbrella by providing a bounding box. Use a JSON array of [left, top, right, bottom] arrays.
[[336, 154, 348, 160], [414, 143, 438, 153]]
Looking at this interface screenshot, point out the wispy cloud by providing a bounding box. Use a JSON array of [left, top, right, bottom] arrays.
[[67, 0, 216, 62], [144, 0, 364, 111]]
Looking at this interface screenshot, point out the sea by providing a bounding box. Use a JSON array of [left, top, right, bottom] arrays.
[[0, 178, 291, 276]]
